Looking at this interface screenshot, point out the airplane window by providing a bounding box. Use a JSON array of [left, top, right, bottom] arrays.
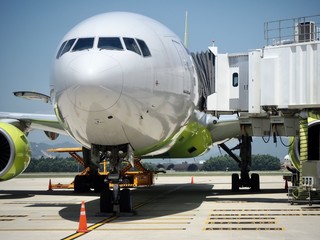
[[98, 37, 123, 50], [72, 38, 94, 52], [136, 39, 151, 57], [123, 38, 141, 55], [58, 38, 76, 58], [56, 40, 67, 59]]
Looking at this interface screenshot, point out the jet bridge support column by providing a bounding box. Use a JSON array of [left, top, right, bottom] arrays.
[[239, 135, 252, 188]]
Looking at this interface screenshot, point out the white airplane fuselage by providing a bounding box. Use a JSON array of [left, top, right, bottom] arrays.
[[51, 12, 199, 154]]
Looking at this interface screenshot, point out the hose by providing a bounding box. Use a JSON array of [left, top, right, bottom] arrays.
[[299, 117, 308, 187]]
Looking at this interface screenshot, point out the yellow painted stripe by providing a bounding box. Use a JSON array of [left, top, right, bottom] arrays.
[[204, 227, 284, 231], [109, 221, 190, 224], [0, 229, 77, 231], [209, 217, 275, 220], [96, 228, 186, 231], [206, 221, 276, 224], [210, 213, 320, 216], [211, 209, 320, 211], [61, 216, 117, 240]]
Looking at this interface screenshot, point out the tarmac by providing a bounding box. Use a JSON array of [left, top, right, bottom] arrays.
[[0, 174, 319, 240]]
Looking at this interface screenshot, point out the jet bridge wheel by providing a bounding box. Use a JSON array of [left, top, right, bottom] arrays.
[[232, 173, 240, 192], [250, 173, 260, 192], [119, 188, 132, 213], [100, 189, 114, 213]]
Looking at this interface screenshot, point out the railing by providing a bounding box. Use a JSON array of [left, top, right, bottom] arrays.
[[264, 14, 320, 46]]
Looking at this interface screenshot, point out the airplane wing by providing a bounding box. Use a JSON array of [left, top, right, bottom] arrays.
[[0, 111, 66, 135]]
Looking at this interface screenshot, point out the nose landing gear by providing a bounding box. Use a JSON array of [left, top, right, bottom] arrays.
[[97, 144, 134, 214]]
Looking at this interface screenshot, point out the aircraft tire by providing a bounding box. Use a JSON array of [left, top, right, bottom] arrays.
[[119, 188, 132, 213], [231, 173, 240, 192], [100, 189, 113, 213]]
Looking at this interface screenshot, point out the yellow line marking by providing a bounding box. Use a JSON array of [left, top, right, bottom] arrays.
[[210, 213, 320, 216], [87, 216, 118, 231], [109, 221, 190, 224], [211, 209, 320, 211], [209, 217, 275, 220], [96, 228, 186, 231], [206, 221, 276, 225], [62, 216, 117, 240], [62, 184, 188, 239], [0, 229, 77, 231], [204, 227, 284, 231]]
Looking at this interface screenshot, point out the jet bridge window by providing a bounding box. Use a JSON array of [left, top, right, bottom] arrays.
[[56, 38, 76, 59], [123, 37, 141, 55], [98, 37, 123, 50], [136, 39, 151, 57], [232, 72, 239, 87], [72, 38, 94, 52]]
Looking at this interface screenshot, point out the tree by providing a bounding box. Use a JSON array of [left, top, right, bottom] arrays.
[[202, 154, 280, 171], [25, 157, 83, 172], [251, 154, 280, 170], [202, 155, 238, 171]]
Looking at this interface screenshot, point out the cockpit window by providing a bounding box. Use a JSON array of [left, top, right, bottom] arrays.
[[72, 38, 94, 52], [136, 39, 151, 57], [98, 37, 123, 50], [57, 38, 76, 58], [56, 40, 67, 59], [123, 38, 141, 55]]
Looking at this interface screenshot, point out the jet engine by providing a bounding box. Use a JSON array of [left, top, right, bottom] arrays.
[[0, 122, 31, 181]]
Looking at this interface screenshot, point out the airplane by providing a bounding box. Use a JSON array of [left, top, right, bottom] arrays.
[[0, 12, 241, 213]]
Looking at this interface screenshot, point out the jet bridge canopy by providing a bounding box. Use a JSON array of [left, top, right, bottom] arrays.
[[191, 51, 215, 111]]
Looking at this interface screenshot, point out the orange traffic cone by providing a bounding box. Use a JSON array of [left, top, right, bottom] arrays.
[[191, 176, 194, 184], [285, 179, 288, 190], [77, 201, 88, 233], [48, 179, 52, 191]]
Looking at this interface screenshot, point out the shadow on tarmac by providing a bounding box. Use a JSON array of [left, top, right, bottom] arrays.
[[0, 184, 289, 223]]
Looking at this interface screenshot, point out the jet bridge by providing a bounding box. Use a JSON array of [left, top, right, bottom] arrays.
[[196, 15, 320, 197], [206, 15, 320, 118]]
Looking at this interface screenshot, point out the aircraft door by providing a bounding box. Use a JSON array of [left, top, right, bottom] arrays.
[[172, 40, 192, 95]]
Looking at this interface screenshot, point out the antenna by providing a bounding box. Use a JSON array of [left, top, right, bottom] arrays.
[[184, 11, 189, 47]]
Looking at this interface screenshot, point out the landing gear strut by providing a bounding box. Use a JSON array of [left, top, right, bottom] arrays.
[[73, 147, 106, 193], [219, 135, 260, 192], [98, 144, 133, 213]]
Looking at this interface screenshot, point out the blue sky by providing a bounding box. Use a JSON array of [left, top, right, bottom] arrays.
[[0, 0, 319, 143]]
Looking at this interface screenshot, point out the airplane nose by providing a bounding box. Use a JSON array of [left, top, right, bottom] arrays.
[[66, 52, 123, 111]]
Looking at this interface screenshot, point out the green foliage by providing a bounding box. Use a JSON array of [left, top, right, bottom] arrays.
[[202, 155, 239, 171], [202, 154, 281, 171], [25, 157, 84, 172], [251, 154, 281, 171], [24, 154, 281, 173]]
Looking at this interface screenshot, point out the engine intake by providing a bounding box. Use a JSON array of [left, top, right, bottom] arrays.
[[0, 122, 31, 181]]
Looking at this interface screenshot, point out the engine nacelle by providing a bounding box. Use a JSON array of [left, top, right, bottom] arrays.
[[0, 122, 31, 181]]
